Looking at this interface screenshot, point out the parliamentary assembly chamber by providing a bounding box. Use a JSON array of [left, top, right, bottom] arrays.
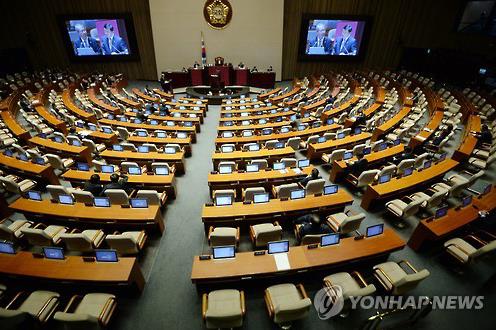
[[0, 0, 494, 329]]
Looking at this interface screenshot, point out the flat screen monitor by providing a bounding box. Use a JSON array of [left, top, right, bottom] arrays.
[[177, 132, 188, 139], [128, 167, 141, 175], [424, 160, 432, 169], [462, 195, 473, 207], [242, 131, 253, 137], [403, 167, 414, 177], [290, 189, 306, 200], [222, 132, 234, 138], [101, 165, 114, 173], [290, 115, 297, 121], [89, 124, 98, 130], [337, 133, 345, 139], [166, 121, 175, 126], [324, 184, 338, 195], [219, 165, 233, 174], [156, 132, 167, 138], [103, 127, 112, 134], [95, 249, 119, 262], [274, 142, 285, 149], [321, 233, 340, 247], [184, 121, 193, 127], [393, 138, 401, 146], [298, 159, 310, 168], [94, 197, 110, 207], [224, 121, 233, 126], [27, 190, 42, 201], [71, 140, 82, 146], [0, 241, 15, 254], [366, 224, 384, 237], [327, 118, 335, 124], [119, 117, 127, 122], [482, 183, 492, 195], [298, 125, 306, 131], [58, 194, 74, 205], [17, 154, 29, 161], [137, 146, 149, 153], [362, 147, 371, 155], [150, 120, 158, 125], [268, 240, 290, 254], [435, 206, 448, 219], [137, 131, 147, 137], [378, 143, 387, 151], [130, 198, 148, 208], [112, 145, 123, 151], [273, 162, 285, 170], [154, 167, 169, 175], [215, 196, 233, 206], [259, 119, 267, 124], [3, 149, 13, 157], [343, 151, 353, 160], [241, 121, 250, 126], [439, 153, 447, 161], [246, 164, 259, 172], [280, 127, 290, 133], [378, 174, 391, 184], [221, 145, 234, 153], [33, 157, 45, 165], [354, 127, 362, 135], [248, 144, 260, 151], [164, 147, 176, 154], [212, 245, 236, 259], [262, 129, 271, 135], [253, 193, 270, 204], [43, 247, 64, 260], [318, 136, 326, 143], [298, 15, 372, 61], [54, 136, 64, 143], [76, 162, 90, 171]]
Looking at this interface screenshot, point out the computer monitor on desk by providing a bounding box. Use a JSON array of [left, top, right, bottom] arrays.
[[246, 164, 259, 172], [43, 247, 64, 260], [76, 162, 90, 171], [212, 245, 235, 259], [343, 151, 353, 160], [58, 195, 74, 205], [268, 240, 289, 254], [0, 241, 15, 255], [215, 196, 233, 206], [27, 191, 42, 201], [435, 206, 448, 219], [462, 195, 472, 207], [219, 165, 233, 174], [482, 184, 492, 196], [94, 197, 110, 207], [130, 198, 149, 208], [95, 249, 119, 262], [128, 167, 141, 175], [101, 165, 115, 174], [324, 185, 338, 195], [253, 193, 270, 204], [321, 233, 340, 247], [366, 224, 384, 238], [378, 174, 391, 184], [273, 162, 285, 170], [298, 159, 310, 168], [113, 145, 124, 151], [290, 189, 305, 200]]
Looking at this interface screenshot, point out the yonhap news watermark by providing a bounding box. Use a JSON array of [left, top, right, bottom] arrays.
[[314, 285, 485, 320]]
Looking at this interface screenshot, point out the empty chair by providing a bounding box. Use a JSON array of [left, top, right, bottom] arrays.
[[121, 161, 141, 173], [0, 219, 32, 241], [82, 138, 106, 154], [264, 283, 311, 328], [121, 142, 137, 152], [281, 158, 297, 168], [446, 170, 484, 189], [0, 176, 36, 194], [0, 290, 60, 326], [165, 143, 182, 153], [414, 153, 429, 168], [46, 185, 75, 200], [217, 161, 236, 173], [305, 179, 325, 195], [385, 198, 423, 219], [350, 169, 380, 188], [250, 159, 268, 170], [208, 226, 239, 247], [243, 187, 266, 202], [250, 222, 282, 248], [143, 143, 158, 152], [396, 159, 415, 176], [468, 153, 496, 169], [273, 183, 299, 199], [202, 290, 245, 329], [45, 154, 74, 170], [136, 190, 167, 206], [213, 189, 236, 202], [286, 137, 301, 150], [105, 189, 131, 205], [116, 127, 130, 140], [376, 165, 396, 180], [373, 260, 430, 295], [54, 293, 116, 328], [105, 230, 147, 255], [431, 177, 472, 198], [59, 229, 105, 252], [21, 225, 67, 246], [444, 231, 496, 264], [410, 188, 447, 209], [265, 140, 279, 149], [352, 143, 366, 156], [326, 211, 366, 234], [323, 148, 346, 163]]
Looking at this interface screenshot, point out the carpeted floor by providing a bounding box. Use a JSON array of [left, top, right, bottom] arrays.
[[109, 81, 496, 330]]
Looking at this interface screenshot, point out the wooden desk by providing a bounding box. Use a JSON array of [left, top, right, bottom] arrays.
[[201, 191, 353, 230], [307, 132, 372, 160], [472, 188, 496, 212], [110, 88, 141, 108], [127, 135, 192, 156], [29, 136, 92, 164], [0, 154, 59, 185], [409, 111, 443, 149], [208, 166, 313, 196], [153, 88, 173, 100], [219, 111, 294, 122], [87, 88, 120, 114], [408, 204, 480, 251], [77, 128, 119, 146], [330, 144, 405, 182], [100, 150, 185, 174], [1, 110, 31, 141], [301, 98, 328, 116], [269, 87, 301, 104], [371, 106, 411, 141], [258, 88, 281, 100], [453, 115, 481, 162], [62, 89, 97, 123], [321, 90, 361, 120], [34, 104, 68, 135], [122, 112, 201, 132], [211, 147, 295, 170], [217, 120, 292, 132], [9, 198, 165, 234], [0, 252, 145, 293], [191, 229, 404, 286], [132, 88, 160, 103], [361, 159, 459, 210], [61, 170, 177, 198]]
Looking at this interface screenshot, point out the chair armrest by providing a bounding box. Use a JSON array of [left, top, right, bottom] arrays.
[[98, 297, 116, 326], [351, 271, 368, 288], [464, 234, 487, 247], [207, 226, 214, 242], [374, 267, 395, 290], [5, 291, 26, 310], [240, 291, 246, 316], [235, 227, 240, 244], [137, 231, 147, 249], [294, 224, 301, 241], [63, 295, 81, 313], [399, 260, 418, 273], [249, 226, 256, 244], [297, 284, 309, 299], [264, 290, 275, 319]]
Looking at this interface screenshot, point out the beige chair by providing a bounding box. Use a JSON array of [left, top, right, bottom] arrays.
[[444, 231, 496, 264], [21, 224, 67, 246], [281, 158, 297, 168], [373, 260, 430, 295], [323, 149, 346, 164], [385, 198, 423, 219], [121, 161, 142, 173], [105, 231, 147, 255], [0, 219, 32, 241], [0, 290, 60, 325], [59, 229, 105, 252], [104, 189, 130, 205], [376, 165, 396, 180], [165, 143, 182, 153], [54, 293, 116, 328], [121, 142, 137, 152], [202, 289, 245, 329], [143, 143, 158, 152], [286, 137, 301, 150], [208, 226, 240, 247], [0, 176, 36, 194], [294, 224, 325, 245], [72, 190, 94, 204], [265, 140, 279, 149], [151, 162, 174, 174], [82, 138, 106, 154], [264, 283, 311, 327], [273, 183, 299, 199], [326, 211, 366, 234], [116, 127, 130, 140], [352, 143, 367, 156], [243, 187, 266, 202], [410, 189, 446, 209], [136, 190, 167, 206], [218, 161, 237, 173], [213, 189, 236, 203], [250, 222, 282, 248], [396, 159, 415, 176], [432, 177, 471, 198], [250, 159, 268, 170], [349, 169, 380, 188], [46, 185, 75, 200], [305, 179, 325, 195]]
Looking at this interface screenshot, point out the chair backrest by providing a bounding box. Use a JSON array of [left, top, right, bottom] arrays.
[[329, 149, 346, 163], [301, 234, 325, 245], [286, 137, 301, 151], [92, 160, 107, 171], [47, 185, 71, 200], [307, 135, 319, 144], [305, 179, 325, 195], [209, 228, 237, 247], [378, 165, 396, 178], [105, 234, 140, 255], [0, 176, 21, 194], [143, 143, 158, 152], [21, 228, 53, 246], [45, 154, 64, 170], [265, 140, 279, 149], [121, 162, 140, 172], [425, 189, 446, 208], [450, 180, 471, 197], [339, 213, 366, 234], [82, 139, 97, 153], [403, 199, 423, 217], [414, 153, 429, 168], [397, 159, 415, 173], [121, 142, 137, 152], [104, 189, 130, 205], [151, 162, 172, 172], [281, 158, 297, 168], [254, 223, 282, 246], [213, 189, 235, 200], [165, 144, 181, 152], [0, 223, 15, 241], [218, 161, 236, 172], [357, 170, 380, 187], [353, 144, 366, 156], [244, 187, 265, 202], [136, 190, 161, 205], [472, 240, 496, 259], [250, 159, 268, 170], [117, 127, 129, 140], [59, 233, 94, 252], [276, 183, 299, 199], [394, 269, 430, 295], [72, 190, 94, 204]]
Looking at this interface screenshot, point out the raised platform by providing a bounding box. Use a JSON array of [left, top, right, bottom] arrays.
[[185, 86, 251, 105]]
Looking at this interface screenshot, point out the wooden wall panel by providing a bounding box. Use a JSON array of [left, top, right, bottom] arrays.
[[282, 0, 494, 80], [0, 0, 157, 80]]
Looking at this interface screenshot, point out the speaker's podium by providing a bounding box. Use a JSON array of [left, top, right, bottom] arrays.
[[190, 68, 205, 86], [234, 67, 249, 86]]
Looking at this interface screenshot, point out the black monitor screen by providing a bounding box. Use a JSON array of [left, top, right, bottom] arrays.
[[27, 191, 42, 201]]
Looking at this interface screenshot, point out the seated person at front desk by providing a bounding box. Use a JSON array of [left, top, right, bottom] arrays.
[[103, 173, 130, 194], [84, 174, 103, 197], [193, 61, 201, 69], [299, 168, 321, 187], [294, 213, 332, 239], [346, 153, 369, 176], [474, 124, 493, 147], [251, 66, 258, 73], [430, 124, 453, 146], [350, 111, 366, 130], [237, 62, 245, 69]]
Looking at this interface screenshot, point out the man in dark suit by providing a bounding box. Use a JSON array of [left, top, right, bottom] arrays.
[[333, 24, 358, 55], [347, 153, 369, 176], [101, 23, 128, 55], [309, 23, 332, 54], [103, 173, 130, 194], [299, 168, 321, 187], [294, 213, 332, 238], [83, 174, 103, 197], [74, 24, 101, 55]]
